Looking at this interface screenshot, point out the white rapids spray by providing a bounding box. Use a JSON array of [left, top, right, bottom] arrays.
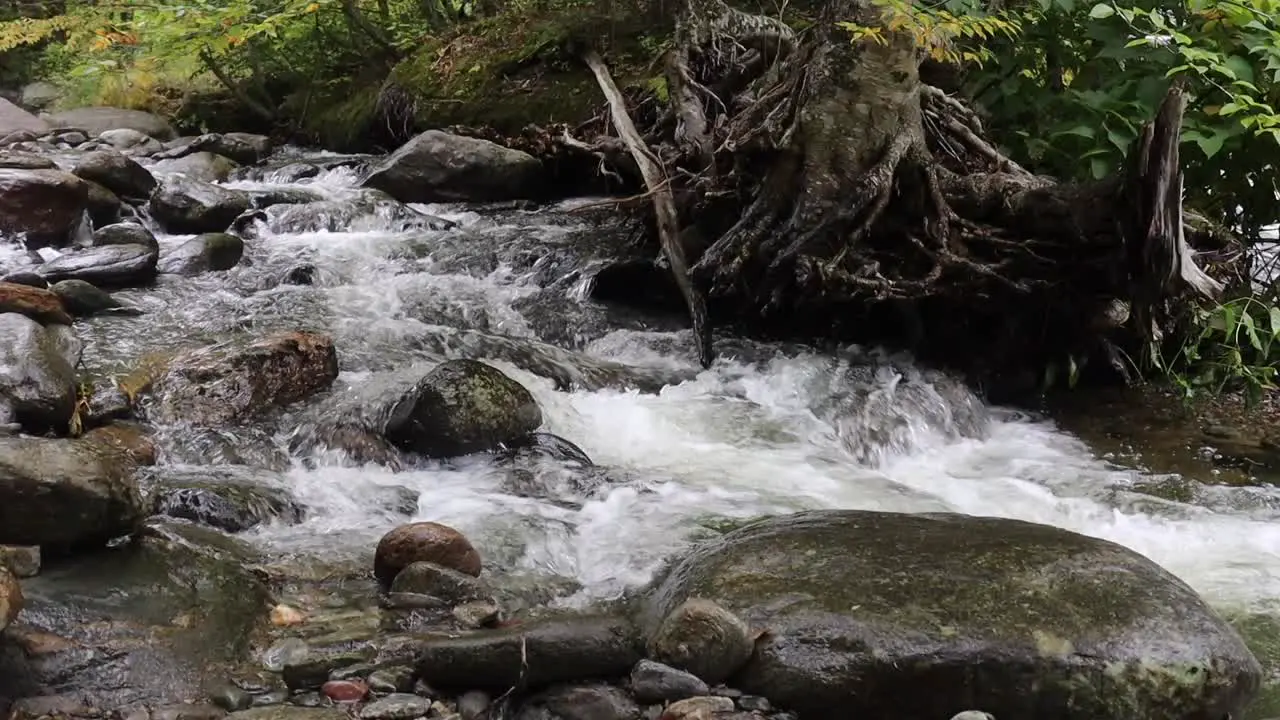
[[61, 151, 1280, 616]]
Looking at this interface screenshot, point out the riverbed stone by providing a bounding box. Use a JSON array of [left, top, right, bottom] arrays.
[[84, 178, 123, 227], [374, 522, 482, 587], [362, 130, 543, 203], [158, 233, 245, 275], [228, 709, 348, 720], [0, 281, 73, 325], [389, 561, 489, 603], [51, 278, 127, 317], [152, 151, 240, 183], [132, 330, 339, 426], [641, 509, 1263, 720], [0, 429, 149, 548], [358, 694, 430, 720], [0, 564, 21, 632], [34, 242, 158, 287], [538, 684, 639, 720], [149, 175, 253, 234], [282, 648, 371, 690], [0, 168, 89, 248], [647, 599, 754, 685], [628, 660, 709, 704], [0, 545, 40, 578], [384, 359, 542, 458], [661, 697, 734, 720], [143, 465, 304, 533], [0, 312, 78, 434], [414, 615, 643, 691], [46, 107, 176, 141], [93, 220, 159, 252], [0, 98, 49, 137], [188, 133, 274, 165], [73, 149, 157, 199], [0, 150, 55, 169]]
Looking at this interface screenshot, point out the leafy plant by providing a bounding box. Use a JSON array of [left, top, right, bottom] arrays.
[[1158, 296, 1280, 406]]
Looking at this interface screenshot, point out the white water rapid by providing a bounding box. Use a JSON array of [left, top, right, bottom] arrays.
[[68, 150, 1280, 619]]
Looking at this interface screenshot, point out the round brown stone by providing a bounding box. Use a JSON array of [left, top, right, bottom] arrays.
[[374, 521, 481, 586]]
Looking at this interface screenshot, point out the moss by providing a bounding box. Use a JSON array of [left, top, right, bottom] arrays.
[[301, 81, 382, 151]]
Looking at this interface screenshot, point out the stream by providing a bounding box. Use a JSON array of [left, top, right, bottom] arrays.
[[10, 146, 1280, 716]]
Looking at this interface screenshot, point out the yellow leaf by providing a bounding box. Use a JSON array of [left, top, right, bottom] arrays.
[[306, 2, 320, 11]]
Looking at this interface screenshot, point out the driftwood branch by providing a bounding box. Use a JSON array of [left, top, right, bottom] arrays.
[[583, 49, 715, 368]]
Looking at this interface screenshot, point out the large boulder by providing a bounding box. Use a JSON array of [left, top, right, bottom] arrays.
[[157, 233, 244, 276], [362, 130, 543, 203], [0, 427, 150, 548], [34, 243, 158, 288], [18, 82, 61, 112], [0, 564, 20, 632], [72, 150, 157, 199], [643, 510, 1262, 720], [0, 168, 88, 248], [151, 151, 239, 183], [0, 313, 78, 434], [44, 107, 175, 141], [0, 98, 49, 137], [128, 330, 339, 426], [149, 175, 252, 234]]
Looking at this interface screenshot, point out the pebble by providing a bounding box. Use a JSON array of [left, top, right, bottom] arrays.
[[735, 695, 770, 712], [289, 692, 330, 708], [951, 713, 996, 720], [261, 638, 310, 672], [0, 545, 41, 578], [271, 604, 306, 626], [321, 679, 368, 703], [367, 665, 415, 694], [539, 684, 638, 720], [151, 704, 227, 720], [206, 681, 254, 711], [662, 696, 735, 720], [630, 660, 709, 704], [452, 599, 501, 628], [251, 689, 291, 707], [456, 691, 490, 720], [358, 694, 432, 720]]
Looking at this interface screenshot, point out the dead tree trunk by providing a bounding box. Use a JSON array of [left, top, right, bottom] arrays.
[[572, 0, 1228, 385]]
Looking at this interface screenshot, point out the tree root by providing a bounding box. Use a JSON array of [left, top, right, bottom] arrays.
[[583, 49, 715, 368]]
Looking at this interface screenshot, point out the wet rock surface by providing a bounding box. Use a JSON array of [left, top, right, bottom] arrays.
[[362, 130, 543, 203], [0, 281, 74, 325], [643, 509, 1263, 720], [143, 465, 305, 533], [0, 312, 78, 433], [375, 522, 483, 586], [157, 233, 245, 276], [0, 167, 89, 247], [34, 243, 159, 287], [149, 176, 252, 234]]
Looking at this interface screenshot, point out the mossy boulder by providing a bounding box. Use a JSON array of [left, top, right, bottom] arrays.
[[643, 509, 1262, 720]]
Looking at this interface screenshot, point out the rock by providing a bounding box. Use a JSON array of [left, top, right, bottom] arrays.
[[0, 98, 49, 137], [228, 709, 347, 720], [358, 694, 431, 720], [152, 152, 240, 183], [0, 272, 46, 288], [538, 685, 640, 720], [83, 179, 123, 227], [0, 520, 269, 707], [0, 312, 78, 433], [628, 660, 708, 704], [73, 150, 157, 199], [661, 697, 734, 720], [950, 713, 996, 720], [374, 522, 482, 587], [97, 128, 164, 155], [456, 691, 489, 720], [734, 696, 769, 712], [452, 599, 501, 629], [389, 561, 489, 603], [0, 564, 21, 631], [367, 666, 414, 694], [93, 221, 158, 252], [386, 359, 542, 458], [149, 176, 252, 234], [362, 130, 543, 203], [0, 281, 74, 325], [195, 133, 273, 165], [134, 330, 338, 426], [45, 107, 176, 141], [320, 680, 367, 703], [0, 426, 150, 547], [0, 545, 41, 578], [151, 703, 227, 720], [0, 168, 89, 248], [262, 638, 311, 673], [642, 509, 1263, 720], [51, 279, 126, 317], [143, 465, 304, 533], [282, 649, 370, 690], [0, 151, 55, 169], [34, 243, 158, 287], [157, 233, 245, 275], [19, 82, 61, 112], [208, 681, 255, 712], [270, 603, 305, 626], [414, 615, 643, 691], [647, 599, 754, 686]]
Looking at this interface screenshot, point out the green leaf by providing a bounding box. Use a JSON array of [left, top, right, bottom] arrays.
[[1269, 306, 1280, 337], [1088, 2, 1115, 18], [1195, 130, 1228, 159], [1090, 156, 1110, 179]]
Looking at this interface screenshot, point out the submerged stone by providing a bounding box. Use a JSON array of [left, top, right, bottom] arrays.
[[642, 509, 1262, 720]]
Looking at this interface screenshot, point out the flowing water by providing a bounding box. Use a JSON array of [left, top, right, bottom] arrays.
[[45, 149, 1280, 632]]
